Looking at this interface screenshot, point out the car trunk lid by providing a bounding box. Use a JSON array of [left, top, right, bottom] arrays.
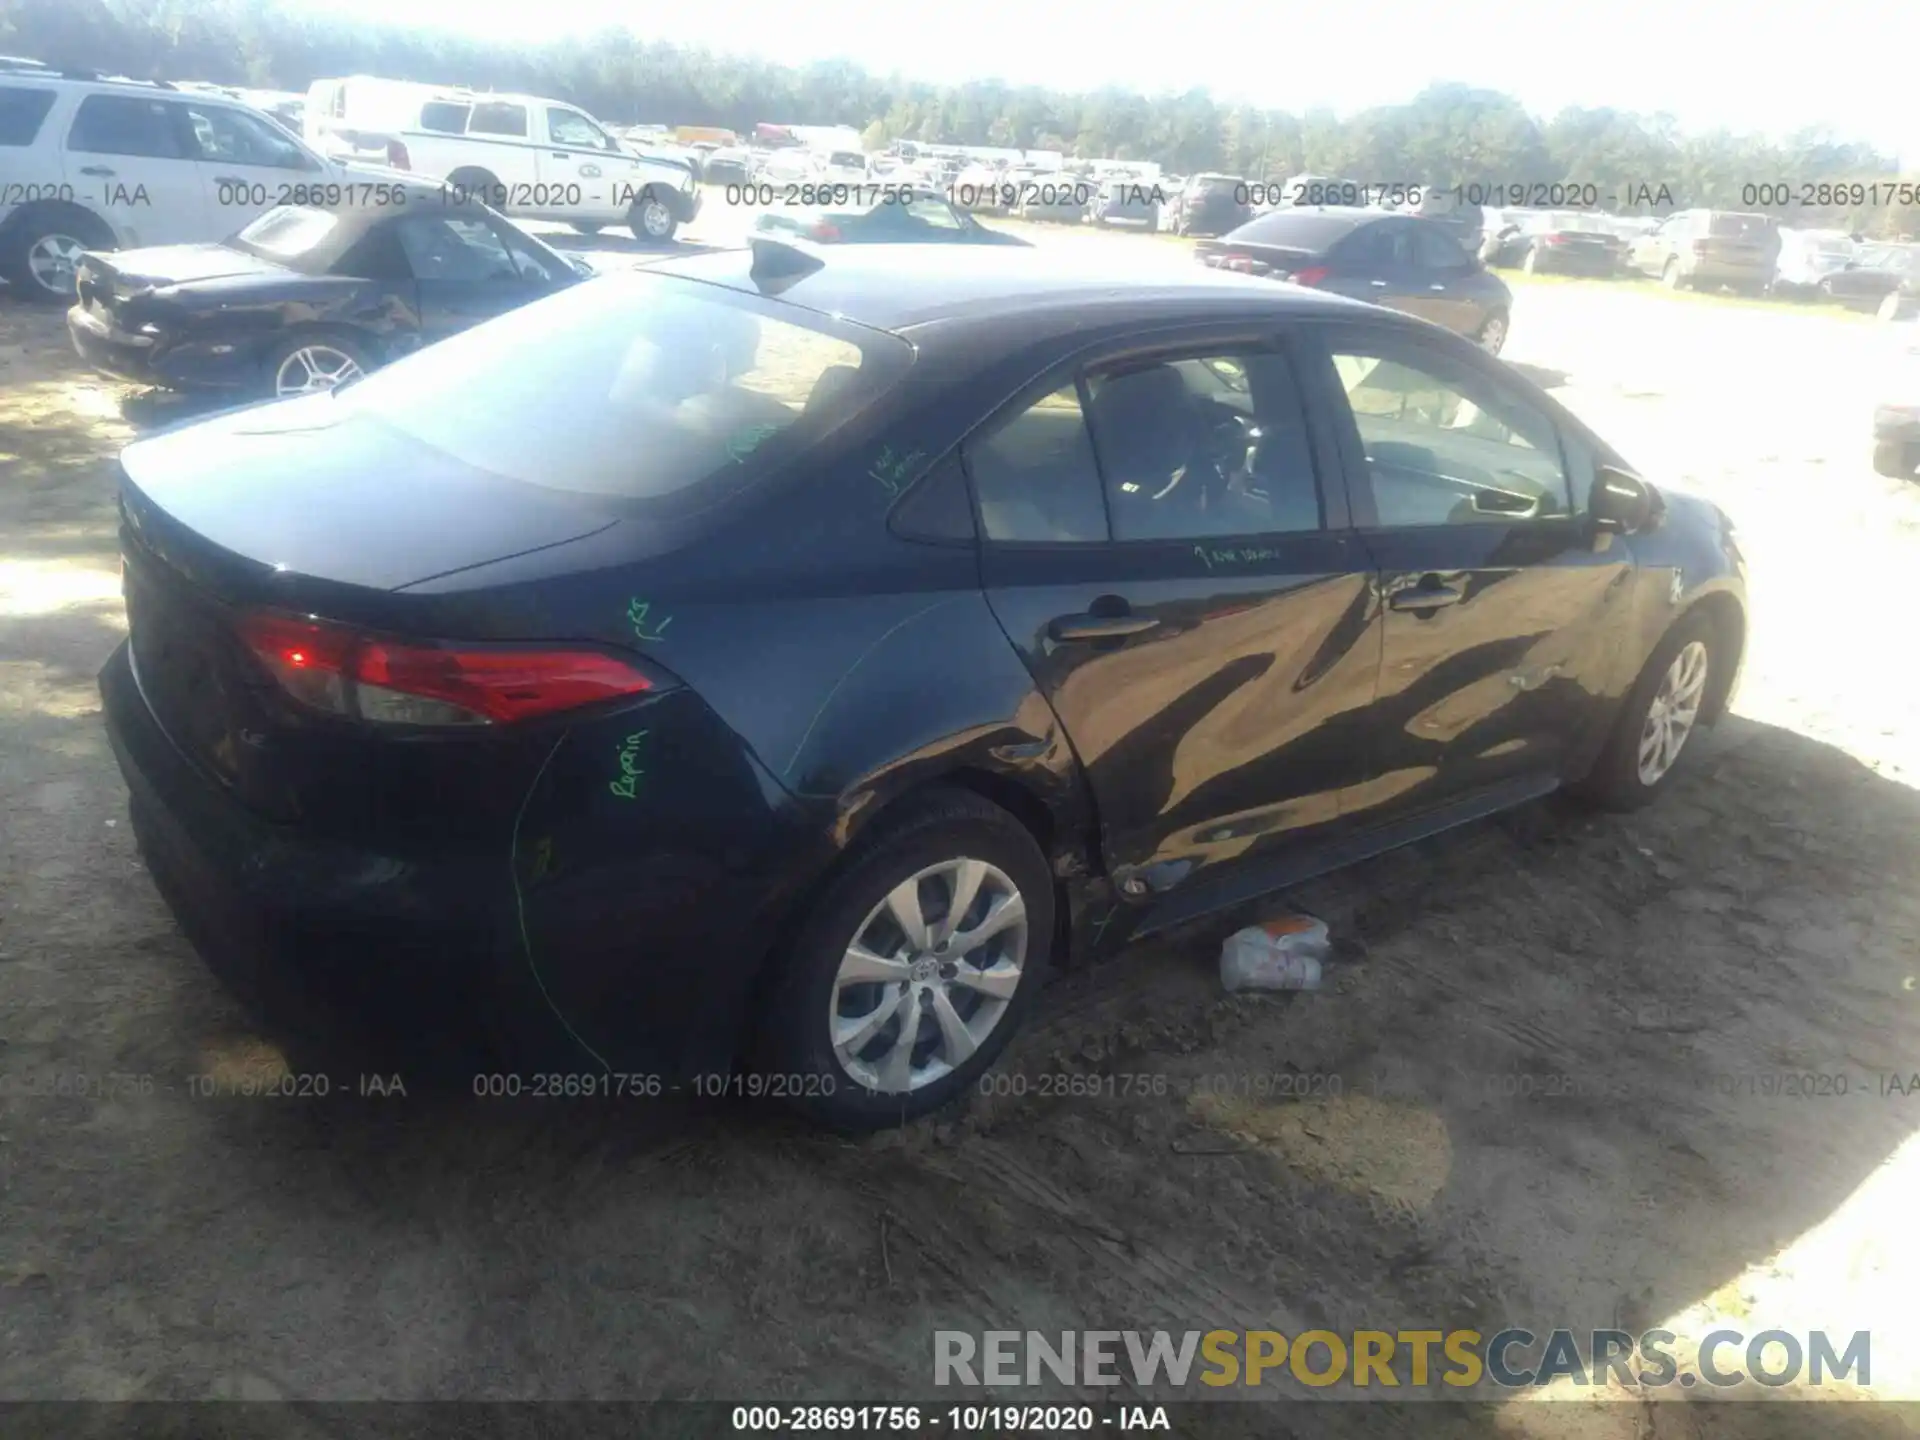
[[1194, 239, 1320, 278], [77, 246, 297, 311]]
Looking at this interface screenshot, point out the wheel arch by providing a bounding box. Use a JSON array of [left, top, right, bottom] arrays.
[[1681, 588, 1746, 723]]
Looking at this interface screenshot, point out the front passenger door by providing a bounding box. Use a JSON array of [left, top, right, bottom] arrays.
[[1306, 323, 1634, 827]]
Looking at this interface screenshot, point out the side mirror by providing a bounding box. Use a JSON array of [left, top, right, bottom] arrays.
[[1591, 464, 1660, 536]]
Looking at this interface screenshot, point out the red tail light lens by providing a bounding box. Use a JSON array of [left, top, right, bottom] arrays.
[[1286, 266, 1331, 286], [1544, 233, 1568, 246], [808, 222, 842, 241], [239, 613, 654, 727], [386, 140, 411, 170]]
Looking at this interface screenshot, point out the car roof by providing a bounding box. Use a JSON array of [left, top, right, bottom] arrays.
[[648, 242, 1378, 336]]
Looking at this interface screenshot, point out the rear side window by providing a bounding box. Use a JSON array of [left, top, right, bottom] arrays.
[[336, 273, 912, 503], [964, 384, 1110, 544], [419, 101, 472, 134], [68, 95, 188, 159], [468, 102, 528, 138], [0, 86, 56, 146], [233, 205, 339, 259], [1710, 213, 1772, 240]]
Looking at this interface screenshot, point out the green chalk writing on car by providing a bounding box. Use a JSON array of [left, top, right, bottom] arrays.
[[609, 731, 649, 800], [869, 445, 927, 497], [627, 598, 671, 642], [1194, 544, 1284, 571]]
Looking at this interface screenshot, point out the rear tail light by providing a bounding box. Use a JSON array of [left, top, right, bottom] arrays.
[[807, 221, 842, 241], [238, 612, 656, 727], [1544, 233, 1568, 246], [1286, 265, 1330, 286], [386, 139, 411, 170]]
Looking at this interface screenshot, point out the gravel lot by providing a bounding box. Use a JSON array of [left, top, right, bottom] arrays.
[[4, 196, 1920, 1434]]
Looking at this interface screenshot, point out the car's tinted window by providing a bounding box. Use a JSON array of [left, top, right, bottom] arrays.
[[1083, 351, 1321, 542], [67, 95, 188, 159], [336, 273, 910, 503], [547, 109, 603, 149], [468, 102, 528, 138], [1229, 212, 1358, 250], [890, 454, 978, 543], [1328, 343, 1570, 527], [964, 385, 1110, 543], [1337, 222, 1411, 267], [1709, 212, 1773, 240], [397, 214, 520, 281], [1411, 225, 1472, 271], [184, 103, 315, 170], [418, 101, 472, 134], [0, 86, 56, 146], [906, 197, 963, 229]]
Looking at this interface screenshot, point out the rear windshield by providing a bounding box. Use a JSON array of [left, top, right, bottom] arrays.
[[1226, 211, 1360, 248], [231, 206, 341, 263], [0, 85, 56, 146], [334, 273, 914, 503], [828, 152, 865, 168], [1710, 213, 1773, 239]]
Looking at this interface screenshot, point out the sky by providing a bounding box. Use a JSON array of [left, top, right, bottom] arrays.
[[314, 0, 1920, 163]]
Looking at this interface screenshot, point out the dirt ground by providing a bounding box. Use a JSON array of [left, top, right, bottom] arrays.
[[4, 213, 1920, 1438]]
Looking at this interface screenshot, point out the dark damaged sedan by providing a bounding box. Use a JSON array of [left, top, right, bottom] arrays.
[[68, 193, 590, 399], [102, 238, 1748, 1130]]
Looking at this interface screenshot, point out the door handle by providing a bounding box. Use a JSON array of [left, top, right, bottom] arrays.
[[552, 152, 569, 159], [1369, 279, 1388, 287], [79, 166, 116, 177], [213, 175, 248, 186], [1388, 584, 1464, 612], [1048, 613, 1160, 642]]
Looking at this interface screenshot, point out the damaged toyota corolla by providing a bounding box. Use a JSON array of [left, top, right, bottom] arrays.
[[101, 238, 1748, 1130]]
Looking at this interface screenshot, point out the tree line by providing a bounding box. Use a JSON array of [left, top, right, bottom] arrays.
[[4, 0, 1916, 234]]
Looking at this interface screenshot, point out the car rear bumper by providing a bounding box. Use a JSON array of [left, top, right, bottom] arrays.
[[1534, 249, 1617, 275], [1684, 260, 1772, 285], [100, 639, 818, 1083]]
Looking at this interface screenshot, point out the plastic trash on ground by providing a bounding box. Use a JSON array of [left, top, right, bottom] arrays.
[[1220, 913, 1330, 993]]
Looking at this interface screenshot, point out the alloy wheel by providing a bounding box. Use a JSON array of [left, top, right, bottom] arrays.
[[273, 345, 362, 398], [1637, 639, 1709, 786], [640, 199, 673, 238], [828, 857, 1028, 1094], [27, 233, 85, 298]]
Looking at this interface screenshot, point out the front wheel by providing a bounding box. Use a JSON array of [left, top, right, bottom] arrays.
[[756, 789, 1053, 1131], [1, 209, 114, 303], [265, 332, 371, 400], [1572, 612, 1719, 811], [1477, 310, 1509, 357], [1663, 259, 1687, 291], [628, 191, 679, 245]]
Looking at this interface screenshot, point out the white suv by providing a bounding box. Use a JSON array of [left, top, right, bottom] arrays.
[[1, 58, 374, 302]]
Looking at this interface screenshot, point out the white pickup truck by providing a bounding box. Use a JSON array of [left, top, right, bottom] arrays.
[[305, 78, 701, 243]]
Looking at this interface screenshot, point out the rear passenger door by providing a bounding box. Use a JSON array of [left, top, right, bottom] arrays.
[[62, 94, 210, 247], [970, 330, 1381, 910], [1302, 320, 1634, 827], [1321, 219, 1420, 314]]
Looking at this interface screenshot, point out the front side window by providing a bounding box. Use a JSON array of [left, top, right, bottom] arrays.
[[1327, 343, 1571, 527], [1084, 350, 1322, 542], [185, 103, 316, 170], [468, 103, 528, 138], [67, 95, 188, 159], [396, 214, 520, 282], [336, 273, 909, 504], [906, 197, 963, 230], [546, 109, 604, 149]]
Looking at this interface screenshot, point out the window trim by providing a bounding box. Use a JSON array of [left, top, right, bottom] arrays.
[[956, 321, 1354, 552], [1299, 317, 1581, 535]]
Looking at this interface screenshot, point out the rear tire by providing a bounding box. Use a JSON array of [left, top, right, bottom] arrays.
[[755, 789, 1053, 1132], [570, 222, 604, 235], [0, 205, 114, 303], [1572, 610, 1720, 812]]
